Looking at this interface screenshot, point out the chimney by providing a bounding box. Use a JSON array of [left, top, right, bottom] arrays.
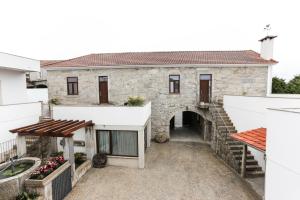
[[259, 35, 277, 60]]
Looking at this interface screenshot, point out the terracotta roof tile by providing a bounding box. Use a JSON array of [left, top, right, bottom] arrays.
[[230, 128, 266, 152], [42, 50, 277, 68]]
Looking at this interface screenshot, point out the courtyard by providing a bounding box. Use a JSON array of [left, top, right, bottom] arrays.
[[65, 142, 259, 200]]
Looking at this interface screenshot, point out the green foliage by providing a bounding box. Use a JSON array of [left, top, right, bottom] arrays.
[[272, 77, 287, 94], [50, 151, 63, 157], [49, 98, 59, 105], [272, 75, 300, 94], [127, 96, 145, 106], [16, 191, 39, 200], [286, 75, 300, 94], [75, 152, 87, 168]]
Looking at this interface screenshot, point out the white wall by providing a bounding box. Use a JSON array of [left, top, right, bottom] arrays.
[[224, 95, 300, 131], [53, 103, 151, 168], [265, 108, 300, 200], [0, 69, 28, 104], [53, 102, 151, 127], [223, 95, 300, 171], [27, 88, 48, 103], [0, 52, 40, 72], [0, 102, 41, 142], [174, 112, 183, 128]]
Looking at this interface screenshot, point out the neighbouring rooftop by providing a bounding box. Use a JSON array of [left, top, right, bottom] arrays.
[[42, 50, 277, 68], [231, 128, 266, 152]]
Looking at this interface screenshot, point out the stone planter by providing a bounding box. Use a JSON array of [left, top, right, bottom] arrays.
[[72, 160, 91, 187], [25, 161, 71, 200], [0, 157, 41, 200]]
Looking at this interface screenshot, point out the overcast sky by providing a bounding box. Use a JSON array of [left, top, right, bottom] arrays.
[[0, 0, 299, 80]]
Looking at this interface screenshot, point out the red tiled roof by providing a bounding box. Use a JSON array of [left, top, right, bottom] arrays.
[[41, 60, 64, 67], [230, 128, 266, 152], [42, 50, 277, 68]]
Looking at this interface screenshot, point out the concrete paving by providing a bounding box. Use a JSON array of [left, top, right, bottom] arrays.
[[65, 142, 260, 200]]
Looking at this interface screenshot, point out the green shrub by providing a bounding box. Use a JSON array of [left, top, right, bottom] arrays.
[[127, 96, 145, 106], [16, 191, 39, 200], [75, 152, 87, 168]]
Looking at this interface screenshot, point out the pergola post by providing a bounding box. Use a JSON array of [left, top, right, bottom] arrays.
[[85, 126, 95, 160], [147, 118, 151, 148], [16, 135, 26, 157], [63, 137, 75, 176], [241, 144, 247, 177], [138, 129, 145, 168]]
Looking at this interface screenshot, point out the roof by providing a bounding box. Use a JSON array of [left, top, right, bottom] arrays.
[[259, 35, 277, 42], [42, 50, 277, 68], [10, 119, 93, 137], [230, 128, 266, 152], [41, 60, 64, 67]]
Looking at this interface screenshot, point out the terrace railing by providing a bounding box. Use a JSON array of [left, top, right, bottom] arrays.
[[0, 138, 17, 163]]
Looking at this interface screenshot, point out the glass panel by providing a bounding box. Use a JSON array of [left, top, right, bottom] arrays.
[[111, 130, 138, 156], [68, 83, 73, 94], [174, 81, 179, 93], [67, 77, 78, 82], [170, 75, 180, 81], [99, 76, 108, 82], [170, 82, 174, 93], [97, 130, 110, 154], [73, 83, 78, 94], [200, 74, 211, 80]]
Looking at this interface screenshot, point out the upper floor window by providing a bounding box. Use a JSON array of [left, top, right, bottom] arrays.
[[169, 75, 180, 94], [67, 77, 78, 95]]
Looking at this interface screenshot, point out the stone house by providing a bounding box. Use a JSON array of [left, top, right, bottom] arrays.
[[45, 36, 276, 139], [43, 36, 277, 173]]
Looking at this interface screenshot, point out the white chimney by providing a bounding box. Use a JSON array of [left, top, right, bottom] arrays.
[[259, 36, 277, 60]]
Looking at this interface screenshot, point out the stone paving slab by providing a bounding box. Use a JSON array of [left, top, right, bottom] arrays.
[[65, 142, 260, 200]]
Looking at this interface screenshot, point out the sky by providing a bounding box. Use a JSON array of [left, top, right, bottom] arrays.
[[0, 0, 299, 80]]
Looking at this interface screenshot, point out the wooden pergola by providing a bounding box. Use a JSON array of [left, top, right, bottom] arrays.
[[10, 119, 93, 137], [10, 119, 95, 178]]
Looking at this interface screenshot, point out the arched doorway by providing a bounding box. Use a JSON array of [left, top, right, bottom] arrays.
[[170, 111, 206, 142]]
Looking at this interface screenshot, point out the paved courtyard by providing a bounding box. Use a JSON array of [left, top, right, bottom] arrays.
[[65, 142, 259, 200]]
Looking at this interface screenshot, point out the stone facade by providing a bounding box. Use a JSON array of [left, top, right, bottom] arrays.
[[47, 66, 268, 137]]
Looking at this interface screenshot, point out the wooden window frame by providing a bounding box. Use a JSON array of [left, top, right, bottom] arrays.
[[169, 75, 180, 94], [67, 77, 78, 95], [96, 130, 139, 157]]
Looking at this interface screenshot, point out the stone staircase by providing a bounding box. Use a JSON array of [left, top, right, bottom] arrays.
[[210, 103, 264, 178]]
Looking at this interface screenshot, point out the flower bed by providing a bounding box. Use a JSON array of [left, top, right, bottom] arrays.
[[30, 156, 65, 180], [25, 160, 71, 200]]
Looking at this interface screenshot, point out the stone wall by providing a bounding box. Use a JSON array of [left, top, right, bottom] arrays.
[[47, 66, 268, 137]]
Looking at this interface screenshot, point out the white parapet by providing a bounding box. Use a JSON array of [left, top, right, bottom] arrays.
[[0, 52, 40, 72]]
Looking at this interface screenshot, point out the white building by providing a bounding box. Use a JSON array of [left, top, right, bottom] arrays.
[[0, 52, 41, 142]]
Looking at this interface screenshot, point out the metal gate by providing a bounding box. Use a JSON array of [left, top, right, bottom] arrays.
[[52, 166, 72, 200]]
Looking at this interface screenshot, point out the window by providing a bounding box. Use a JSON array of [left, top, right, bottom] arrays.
[[96, 130, 138, 157], [169, 75, 180, 94], [67, 77, 78, 95]]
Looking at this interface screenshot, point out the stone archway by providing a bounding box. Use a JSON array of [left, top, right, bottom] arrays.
[[167, 107, 213, 142]]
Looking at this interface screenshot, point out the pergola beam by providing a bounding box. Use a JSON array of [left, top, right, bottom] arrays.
[[10, 120, 54, 133], [10, 119, 94, 138]]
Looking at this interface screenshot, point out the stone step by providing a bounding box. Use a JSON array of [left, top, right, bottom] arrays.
[[230, 150, 251, 155], [238, 159, 258, 166], [234, 154, 254, 160], [229, 145, 243, 150], [218, 127, 236, 132], [226, 140, 241, 145], [245, 171, 265, 178], [246, 165, 262, 172]]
